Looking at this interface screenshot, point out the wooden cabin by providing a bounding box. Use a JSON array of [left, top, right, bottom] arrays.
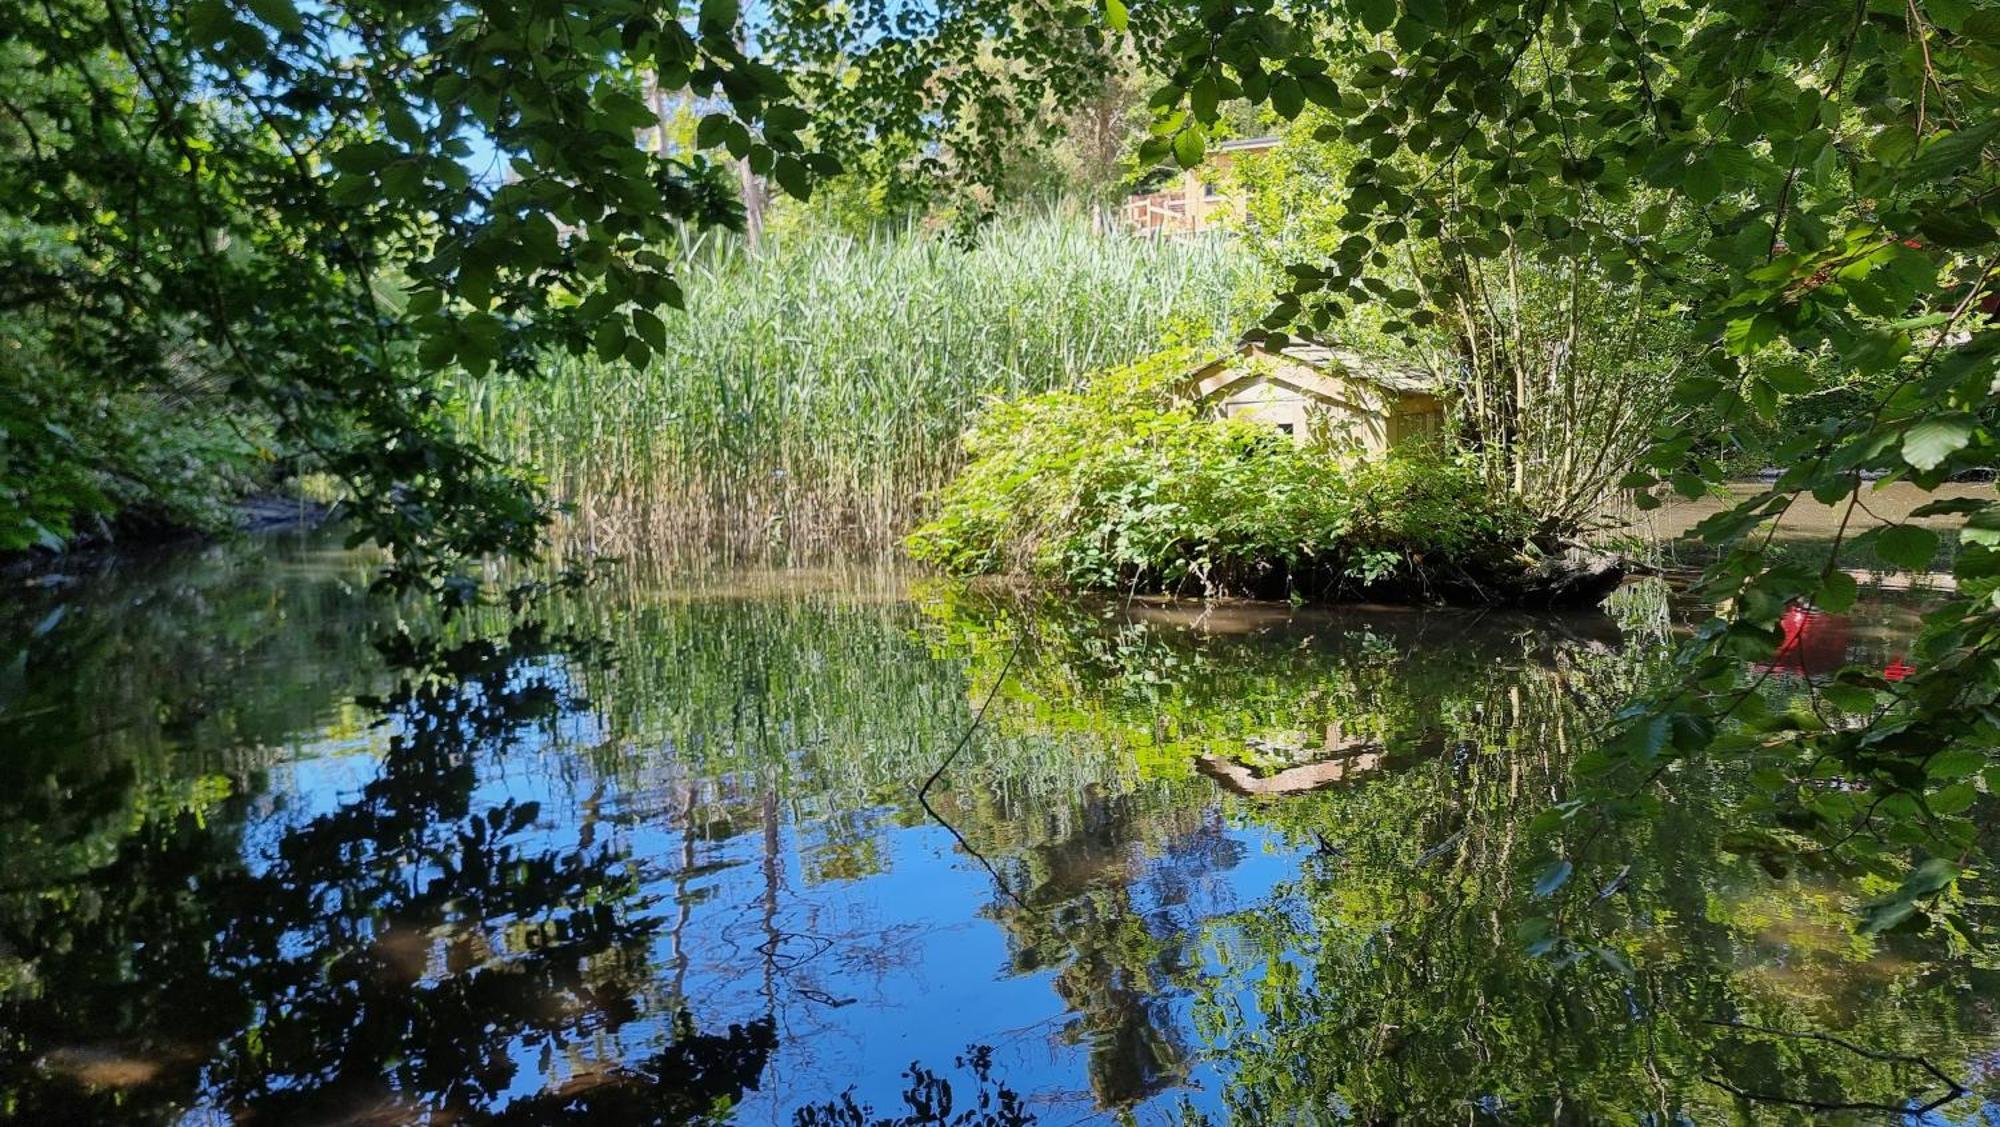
[[1122, 136, 1278, 236], [1182, 339, 1444, 455]]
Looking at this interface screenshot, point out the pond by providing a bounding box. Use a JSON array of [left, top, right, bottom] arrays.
[[2, 531, 1996, 1124]]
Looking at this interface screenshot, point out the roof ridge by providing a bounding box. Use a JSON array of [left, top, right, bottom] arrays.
[[1202, 337, 1435, 394]]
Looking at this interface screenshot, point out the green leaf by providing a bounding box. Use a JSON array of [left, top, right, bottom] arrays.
[[186, 0, 231, 42], [416, 332, 455, 370], [632, 308, 667, 353], [1817, 570, 1858, 613], [1405, 0, 1447, 25], [1966, 9, 2000, 43], [772, 154, 811, 201], [1910, 119, 2000, 179], [1901, 414, 1975, 472], [1763, 362, 1813, 394], [1271, 76, 1305, 119], [594, 321, 626, 363], [1964, 506, 2000, 547], [1911, 498, 1990, 517], [1905, 857, 1960, 897], [1172, 128, 1206, 169], [1297, 74, 1342, 110], [1354, 0, 1396, 32], [1190, 77, 1219, 122], [699, 0, 741, 37], [1929, 782, 1977, 815], [1821, 682, 1877, 714], [246, 0, 303, 35], [1926, 748, 1987, 779], [1860, 897, 1918, 934], [405, 288, 444, 317], [1875, 524, 1940, 570], [1918, 210, 1998, 249], [695, 113, 730, 150], [1682, 156, 1722, 204]]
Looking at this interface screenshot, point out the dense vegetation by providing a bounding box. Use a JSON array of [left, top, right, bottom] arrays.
[[2, 0, 1997, 965], [920, 586, 1996, 1119], [461, 219, 1253, 551], [12, 542, 1996, 1120], [0, 327, 273, 550], [908, 349, 1539, 599], [1227, 121, 1703, 530]]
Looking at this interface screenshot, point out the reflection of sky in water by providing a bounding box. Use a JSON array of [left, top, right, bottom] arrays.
[[5, 535, 1999, 1123], [221, 687, 1312, 1123]]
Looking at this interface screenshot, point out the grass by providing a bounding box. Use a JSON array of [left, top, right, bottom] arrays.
[[457, 214, 1256, 554]]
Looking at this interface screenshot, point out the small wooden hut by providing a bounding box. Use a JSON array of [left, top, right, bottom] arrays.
[[1182, 338, 1444, 455]]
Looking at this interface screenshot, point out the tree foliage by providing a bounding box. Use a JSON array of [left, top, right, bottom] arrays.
[[7, 0, 2000, 934], [1, 0, 835, 589], [1229, 115, 1700, 532], [1125, 0, 2000, 931]]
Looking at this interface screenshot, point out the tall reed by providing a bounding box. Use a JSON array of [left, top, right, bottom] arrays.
[[458, 216, 1255, 554]]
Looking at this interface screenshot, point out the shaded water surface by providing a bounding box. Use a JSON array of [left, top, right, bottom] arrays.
[[3, 535, 1998, 1124]]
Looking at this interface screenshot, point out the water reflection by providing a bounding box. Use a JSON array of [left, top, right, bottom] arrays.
[[1, 537, 1996, 1122]]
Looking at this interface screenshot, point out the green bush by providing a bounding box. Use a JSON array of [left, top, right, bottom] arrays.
[[1, 316, 270, 552], [907, 350, 1535, 598]]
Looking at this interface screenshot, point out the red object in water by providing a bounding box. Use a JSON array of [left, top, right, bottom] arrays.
[[1884, 656, 1916, 682], [1771, 604, 1852, 677]]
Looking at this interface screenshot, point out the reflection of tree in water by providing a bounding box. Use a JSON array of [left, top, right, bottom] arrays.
[[925, 584, 2000, 1121], [914, 587, 1652, 1116], [917, 584, 1634, 787], [0, 609, 777, 1123], [997, 788, 1211, 1106], [796, 1046, 1035, 1127], [1183, 691, 2000, 1121], [926, 775, 1269, 1113], [12, 550, 1995, 1122]]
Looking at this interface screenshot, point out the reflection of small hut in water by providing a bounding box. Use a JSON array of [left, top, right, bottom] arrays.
[[1180, 338, 1444, 454], [1197, 722, 1387, 797]]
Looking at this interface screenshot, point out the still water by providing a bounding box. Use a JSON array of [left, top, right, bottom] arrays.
[[2, 532, 1996, 1124]]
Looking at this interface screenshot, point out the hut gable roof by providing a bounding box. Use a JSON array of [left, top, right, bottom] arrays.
[[1183, 338, 1434, 405]]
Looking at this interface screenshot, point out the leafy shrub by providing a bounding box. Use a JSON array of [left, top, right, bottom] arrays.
[[1, 317, 270, 552], [907, 351, 1535, 599]]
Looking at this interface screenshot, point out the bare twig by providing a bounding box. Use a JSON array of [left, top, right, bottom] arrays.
[[917, 631, 1031, 912], [1701, 1018, 1969, 1114]]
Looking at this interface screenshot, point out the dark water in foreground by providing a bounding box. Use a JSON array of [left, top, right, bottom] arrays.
[[3, 533, 1997, 1124]]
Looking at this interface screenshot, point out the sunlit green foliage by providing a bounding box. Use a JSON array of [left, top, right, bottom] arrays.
[[924, 584, 2000, 1120], [460, 219, 1254, 551], [0, 322, 269, 549], [908, 349, 1535, 596], [0, 0, 836, 588], [1126, 0, 2000, 933], [1227, 122, 1702, 531], [8, 0, 2000, 952]]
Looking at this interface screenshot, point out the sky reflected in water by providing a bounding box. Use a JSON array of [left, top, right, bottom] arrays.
[[3, 533, 1997, 1124]]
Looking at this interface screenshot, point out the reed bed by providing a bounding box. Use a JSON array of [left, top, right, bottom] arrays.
[[458, 217, 1255, 555], [542, 561, 1151, 823]]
